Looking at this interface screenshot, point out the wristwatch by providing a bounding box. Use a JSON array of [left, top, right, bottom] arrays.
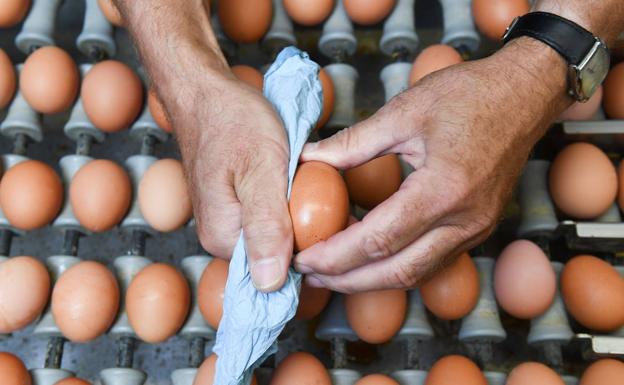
[[503, 12, 610, 102]]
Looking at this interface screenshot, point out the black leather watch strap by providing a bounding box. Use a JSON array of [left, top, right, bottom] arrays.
[[503, 12, 596, 66]]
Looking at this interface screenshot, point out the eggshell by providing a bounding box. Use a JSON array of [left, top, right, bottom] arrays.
[[472, 0, 530, 41], [54, 378, 91, 385], [316, 68, 335, 129], [218, 0, 272, 43], [147, 89, 172, 133], [579, 359, 624, 385], [127, 263, 191, 343], [97, 0, 123, 27], [0, 0, 31, 28], [283, 0, 334, 26], [494, 240, 556, 319], [356, 374, 400, 385], [231, 65, 263, 91], [343, 0, 396, 26], [81, 60, 143, 133], [51, 261, 119, 342], [0, 352, 31, 385], [295, 282, 331, 320], [425, 355, 487, 385], [198, 258, 229, 329], [289, 161, 349, 251], [409, 44, 463, 86], [194, 354, 258, 385], [344, 154, 402, 210], [506, 362, 564, 385], [0, 160, 63, 230], [345, 289, 406, 344], [138, 159, 192, 232], [619, 160, 624, 211], [549, 142, 618, 219], [604, 63, 624, 119], [559, 86, 603, 121], [70, 159, 132, 232], [270, 352, 331, 385], [0, 48, 16, 109], [20, 46, 79, 114], [561, 255, 624, 331], [0, 256, 50, 333], [420, 253, 479, 320]]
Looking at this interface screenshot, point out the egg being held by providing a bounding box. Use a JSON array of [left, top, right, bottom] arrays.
[[345, 289, 406, 344], [51, 261, 120, 342], [295, 282, 331, 320], [472, 0, 530, 41], [0, 352, 31, 385], [0, 0, 31, 28], [561, 255, 624, 332], [494, 240, 556, 319], [344, 0, 396, 26], [603, 62, 624, 119], [316, 68, 335, 130], [218, 0, 272, 43], [420, 253, 479, 320], [0, 256, 50, 333], [126, 263, 191, 343], [198, 258, 229, 329], [506, 362, 564, 385], [0, 160, 63, 230], [70, 159, 132, 232], [425, 355, 487, 385], [147, 89, 172, 133], [81, 60, 143, 133], [283, 0, 334, 26], [231, 65, 264, 91], [193, 354, 258, 385], [549, 142, 618, 219], [54, 378, 91, 385], [344, 154, 402, 210], [409, 44, 463, 86], [20, 46, 79, 114], [0, 48, 16, 109], [356, 374, 400, 385], [289, 161, 349, 251], [138, 159, 192, 232], [270, 352, 332, 385], [579, 359, 624, 385]]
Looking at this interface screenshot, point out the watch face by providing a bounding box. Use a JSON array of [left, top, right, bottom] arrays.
[[577, 40, 610, 100]]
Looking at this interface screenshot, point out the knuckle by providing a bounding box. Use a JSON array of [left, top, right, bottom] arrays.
[[359, 230, 395, 261], [390, 260, 420, 289]]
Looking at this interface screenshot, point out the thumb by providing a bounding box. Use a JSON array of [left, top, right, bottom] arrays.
[[237, 155, 293, 293]]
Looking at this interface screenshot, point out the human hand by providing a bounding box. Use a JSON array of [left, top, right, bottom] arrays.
[[294, 38, 571, 293]]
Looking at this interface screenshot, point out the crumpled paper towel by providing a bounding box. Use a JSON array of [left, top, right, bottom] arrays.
[[213, 46, 323, 385]]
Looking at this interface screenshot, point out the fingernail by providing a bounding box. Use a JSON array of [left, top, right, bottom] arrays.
[[251, 257, 282, 292], [294, 261, 313, 274]]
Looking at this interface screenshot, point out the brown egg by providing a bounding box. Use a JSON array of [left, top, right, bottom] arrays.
[[127, 263, 191, 343], [270, 352, 331, 385], [194, 354, 258, 385], [20, 46, 79, 114], [295, 282, 331, 320], [70, 160, 132, 232], [472, 0, 530, 41], [138, 159, 192, 232], [619, 161, 624, 211], [198, 258, 229, 329], [51, 261, 119, 342], [0, 160, 63, 230], [218, 0, 272, 43], [289, 161, 349, 251], [54, 378, 91, 385], [283, 0, 334, 26], [81, 60, 143, 133], [0, 48, 16, 109], [316, 68, 335, 130], [549, 142, 618, 219], [0, 256, 50, 333], [0, 352, 31, 385], [409, 44, 463, 86], [579, 359, 624, 385], [147, 89, 172, 133], [560, 86, 603, 121], [97, 0, 123, 27], [425, 355, 487, 385], [604, 63, 624, 119], [231, 65, 263, 91], [506, 362, 564, 385], [561, 255, 624, 332], [345, 289, 406, 344], [344, 0, 396, 26], [344, 154, 402, 210], [494, 240, 556, 319], [420, 253, 479, 320], [356, 374, 400, 385], [0, 0, 31, 28]]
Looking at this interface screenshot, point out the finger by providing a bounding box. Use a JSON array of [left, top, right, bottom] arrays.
[[237, 147, 293, 293]]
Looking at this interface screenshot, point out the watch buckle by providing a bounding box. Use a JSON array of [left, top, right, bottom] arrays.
[[568, 38, 609, 102], [502, 17, 520, 41]]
